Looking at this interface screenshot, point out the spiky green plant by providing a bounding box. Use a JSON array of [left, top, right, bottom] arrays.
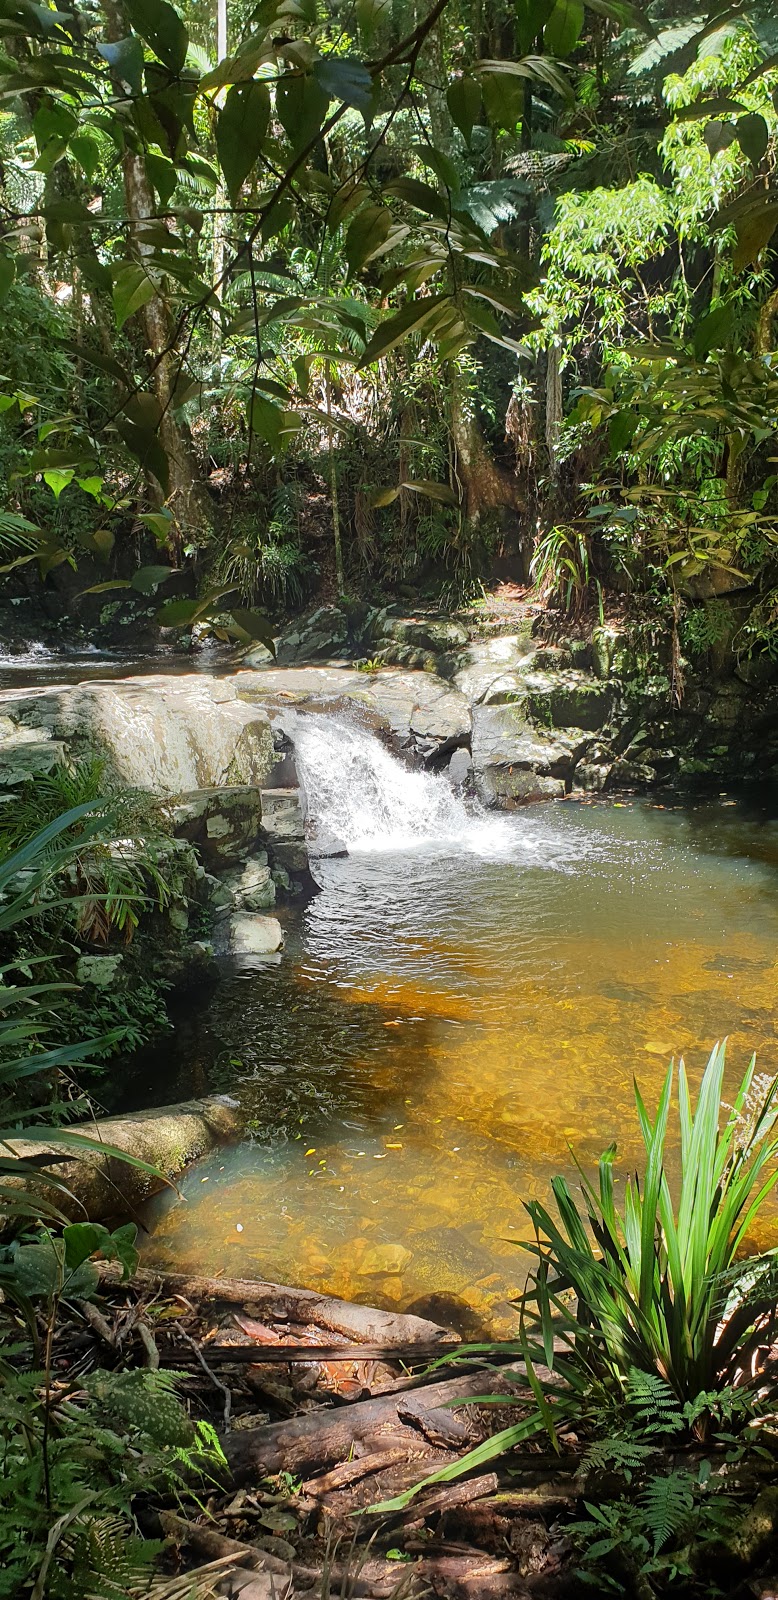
[[372, 1043, 778, 1512]]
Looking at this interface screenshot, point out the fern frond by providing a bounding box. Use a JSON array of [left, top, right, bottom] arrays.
[[640, 1470, 695, 1553]]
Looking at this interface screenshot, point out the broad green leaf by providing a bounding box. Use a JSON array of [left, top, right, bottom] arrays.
[[138, 511, 175, 544], [446, 74, 481, 146], [217, 80, 270, 207], [704, 119, 737, 159], [43, 468, 74, 499], [96, 36, 145, 96], [156, 598, 200, 627], [357, 293, 449, 366], [64, 1222, 108, 1274], [733, 203, 778, 271], [313, 55, 372, 112], [130, 564, 172, 594], [345, 205, 394, 277], [736, 112, 769, 169], [68, 133, 100, 180], [33, 100, 77, 172], [400, 479, 457, 505], [356, 0, 390, 45], [481, 71, 524, 133], [411, 144, 461, 196], [115, 418, 171, 494], [55, 339, 131, 387], [123, 0, 188, 74], [112, 263, 155, 330], [250, 394, 284, 452], [76, 476, 103, 499], [276, 71, 330, 152], [146, 149, 178, 208], [516, 0, 555, 53], [228, 609, 277, 651], [608, 410, 639, 453], [544, 0, 584, 57], [692, 301, 735, 359]]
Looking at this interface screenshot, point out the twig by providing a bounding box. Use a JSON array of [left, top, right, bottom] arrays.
[[179, 1328, 232, 1429], [137, 1321, 160, 1371]]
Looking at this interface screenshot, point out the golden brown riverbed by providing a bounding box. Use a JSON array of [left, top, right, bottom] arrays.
[[141, 797, 778, 1332]]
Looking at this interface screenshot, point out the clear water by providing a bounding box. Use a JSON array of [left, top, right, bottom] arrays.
[[140, 768, 778, 1333]]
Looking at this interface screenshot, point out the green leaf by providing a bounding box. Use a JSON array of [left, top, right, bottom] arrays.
[[400, 479, 457, 505], [156, 597, 200, 627], [96, 36, 145, 96], [115, 418, 170, 494], [481, 71, 524, 133], [733, 203, 778, 272], [544, 0, 584, 57], [608, 409, 638, 453], [314, 55, 372, 112], [357, 293, 449, 367], [446, 74, 481, 147], [217, 80, 270, 207], [228, 609, 277, 651], [356, 0, 391, 45], [249, 393, 285, 453], [138, 510, 175, 544], [55, 339, 131, 386], [692, 301, 735, 359], [68, 133, 100, 180], [704, 119, 737, 159], [130, 564, 172, 593], [64, 1222, 108, 1274], [146, 149, 178, 208], [345, 204, 394, 277], [123, 0, 188, 74], [112, 262, 155, 329], [43, 468, 74, 499], [276, 71, 330, 152], [736, 112, 769, 169], [516, 0, 555, 53]]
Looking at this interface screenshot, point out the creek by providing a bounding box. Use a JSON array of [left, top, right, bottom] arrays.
[[132, 712, 778, 1333]]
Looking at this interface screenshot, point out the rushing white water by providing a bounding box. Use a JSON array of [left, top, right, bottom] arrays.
[[291, 712, 513, 856]]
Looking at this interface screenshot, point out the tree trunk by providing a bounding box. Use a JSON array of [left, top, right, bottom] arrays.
[[102, 0, 212, 548], [450, 379, 522, 524]]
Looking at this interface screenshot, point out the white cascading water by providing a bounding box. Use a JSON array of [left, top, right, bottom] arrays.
[[291, 713, 513, 856]]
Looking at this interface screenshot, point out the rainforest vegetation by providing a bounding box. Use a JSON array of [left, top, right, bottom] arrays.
[[2, 0, 778, 1595]]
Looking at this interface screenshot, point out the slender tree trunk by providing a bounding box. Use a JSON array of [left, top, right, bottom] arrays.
[[102, 0, 212, 547], [325, 362, 344, 592], [449, 375, 522, 523], [212, 0, 228, 335]]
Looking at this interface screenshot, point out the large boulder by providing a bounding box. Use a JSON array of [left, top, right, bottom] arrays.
[[227, 913, 284, 955], [0, 677, 277, 794], [260, 787, 308, 873], [471, 703, 589, 806], [453, 632, 534, 704], [276, 606, 349, 664], [523, 670, 614, 732]]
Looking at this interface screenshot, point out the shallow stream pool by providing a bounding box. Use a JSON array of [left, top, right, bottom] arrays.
[[139, 794, 778, 1332]]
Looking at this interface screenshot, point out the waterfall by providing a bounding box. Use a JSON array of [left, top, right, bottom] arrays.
[[291, 713, 512, 856]]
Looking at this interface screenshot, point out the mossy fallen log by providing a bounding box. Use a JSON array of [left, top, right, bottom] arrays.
[[6, 1096, 243, 1221]]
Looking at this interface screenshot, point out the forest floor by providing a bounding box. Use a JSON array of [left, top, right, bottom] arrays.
[[59, 1269, 778, 1600], [76, 1268, 577, 1600]]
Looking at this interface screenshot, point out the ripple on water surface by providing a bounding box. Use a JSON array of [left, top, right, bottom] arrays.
[[140, 797, 778, 1332]]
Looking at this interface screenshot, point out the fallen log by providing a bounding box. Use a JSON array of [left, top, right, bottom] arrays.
[[7, 1096, 243, 1220], [225, 1365, 526, 1482], [109, 1266, 457, 1349]]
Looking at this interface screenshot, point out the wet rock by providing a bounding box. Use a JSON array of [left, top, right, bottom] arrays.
[[260, 788, 308, 874], [0, 719, 65, 784], [228, 913, 284, 955], [172, 786, 264, 868], [0, 677, 277, 794], [276, 606, 348, 664], [222, 853, 276, 911], [471, 703, 588, 806], [453, 633, 534, 704], [523, 669, 614, 732], [575, 761, 612, 792], [378, 616, 469, 655], [447, 746, 473, 788], [356, 1242, 413, 1276]]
